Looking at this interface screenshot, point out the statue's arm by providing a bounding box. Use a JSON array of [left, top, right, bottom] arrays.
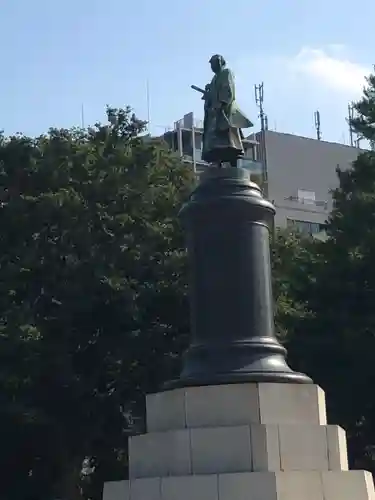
[[217, 69, 235, 105]]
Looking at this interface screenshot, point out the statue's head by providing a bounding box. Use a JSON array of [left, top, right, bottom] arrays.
[[209, 54, 226, 74]]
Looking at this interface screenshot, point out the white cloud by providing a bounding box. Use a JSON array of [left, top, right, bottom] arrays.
[[230, 45, 372, 143], [288, 46, 369, 94]]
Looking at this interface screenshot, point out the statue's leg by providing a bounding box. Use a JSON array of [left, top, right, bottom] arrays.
[[230, 158, 238, 168]]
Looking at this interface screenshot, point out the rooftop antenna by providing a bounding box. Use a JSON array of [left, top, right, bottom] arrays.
[[254, 82, 268, 131], [146, 80, 151, 133], [81, 104, 85, 129], [254, 82, 269, 194], [314, 110, 321, 140], [348, 102, 355, 147]]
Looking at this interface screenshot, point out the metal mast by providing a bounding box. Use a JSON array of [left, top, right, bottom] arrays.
[[254, 82, 269, 195], [314, 110, 321, 140], [254, 82, 268, 131], [348, 102, 355, 147]]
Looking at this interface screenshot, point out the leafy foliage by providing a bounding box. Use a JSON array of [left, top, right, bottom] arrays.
[[271, 229, 317, 340], [287, 70, 375, 474], [0, 107, 194, 500], [351, 69, 375, 143]]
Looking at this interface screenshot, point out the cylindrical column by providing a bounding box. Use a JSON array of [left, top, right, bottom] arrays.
[[165, 168, 311, 389]]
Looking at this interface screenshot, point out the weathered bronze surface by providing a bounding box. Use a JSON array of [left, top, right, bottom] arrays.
[[191, 55, 253, 167]]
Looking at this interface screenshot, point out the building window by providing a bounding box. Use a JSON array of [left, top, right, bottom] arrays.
[[297, 189, 316, 204], [194, 133, 202, 151], [287, 218, 326, 236], [243, 144, 257, 160]]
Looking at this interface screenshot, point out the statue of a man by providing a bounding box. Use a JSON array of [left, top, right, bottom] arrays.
[[192, 54, 253, 167]]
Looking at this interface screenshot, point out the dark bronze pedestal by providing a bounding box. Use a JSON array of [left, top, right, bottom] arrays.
[[165, 168, 311, 389]]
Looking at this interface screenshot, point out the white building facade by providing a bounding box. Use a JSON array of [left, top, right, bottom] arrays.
[[255, 130, 362, 235]]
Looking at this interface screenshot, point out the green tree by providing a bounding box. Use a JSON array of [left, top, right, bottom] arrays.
[[271, 229, 317, 340], [287, 69, 375, 473], [351, 68, 375, 143], [0, 107, 194, 500]]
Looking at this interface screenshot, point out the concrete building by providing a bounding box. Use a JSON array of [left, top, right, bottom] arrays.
[[253, 130, 362, 235], [162, 113, 363, 237]]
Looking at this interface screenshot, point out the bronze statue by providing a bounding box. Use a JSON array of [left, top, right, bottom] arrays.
[[192, 54, 253, 167]]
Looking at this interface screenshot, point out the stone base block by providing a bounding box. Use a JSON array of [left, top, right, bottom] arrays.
[[146, 383, 326, 433], [103, 470, 375, 500], [129, 423, 348, 478]]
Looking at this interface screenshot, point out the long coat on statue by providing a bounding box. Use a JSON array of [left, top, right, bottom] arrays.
[[202, 67, 253, 164]]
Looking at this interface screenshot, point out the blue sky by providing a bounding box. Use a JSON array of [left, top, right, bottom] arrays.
[[1, 0, 374, 144]]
